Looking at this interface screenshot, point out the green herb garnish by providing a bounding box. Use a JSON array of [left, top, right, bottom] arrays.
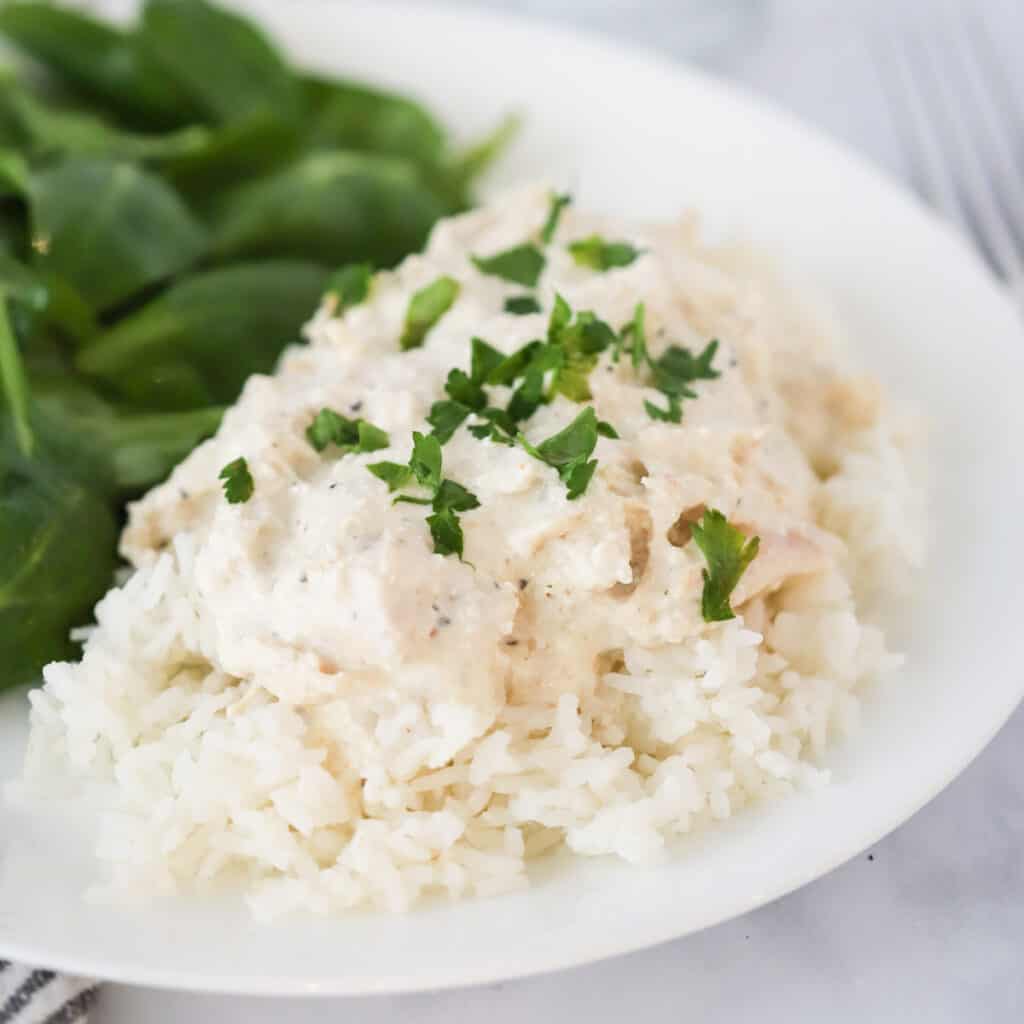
[[470, 337, 505, 383], [691, 508, 760, 622], [540, 191, 571, 244], [568, 235, 643, 271], [305, 407, 388, 454], [369, 431, 478, 557], [619, 303, 720, 423], [472, 243, 545, 287], [518, 406, 615, 500], [400, 275, 460, 350], [326, 262, 373, 310], [367, 460, 412, 492], [426, 398, 471, 444], [504, 294, 541, 315], [426, 338, 507, 445], [219, 456, 253, 503]]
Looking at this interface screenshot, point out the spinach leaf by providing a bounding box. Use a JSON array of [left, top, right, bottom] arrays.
[[441, 113, 520, 209], [0, 79, 210, 162], [0, 448, 118, 690], [301, 75, 445, 169], [139, 0, 300, 124], [162, 111, 301, 204], [101, 406, 224, 492], [0, 1, 195, 128], [30, 157, 207, 311], [212, 151, 448, 268], [77, 261, 328, 406]]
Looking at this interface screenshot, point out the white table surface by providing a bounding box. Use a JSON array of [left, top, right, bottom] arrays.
[[97, 0, 1024, 1020]]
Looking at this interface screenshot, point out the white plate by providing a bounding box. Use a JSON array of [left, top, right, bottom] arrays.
[[2, 0, 1023, 997]]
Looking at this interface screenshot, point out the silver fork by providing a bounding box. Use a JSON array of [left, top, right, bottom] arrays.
[[870, 9, 1024, 307]]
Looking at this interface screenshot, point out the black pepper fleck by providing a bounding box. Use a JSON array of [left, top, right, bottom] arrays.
[[518, 579, 529, 590], [350, 400, 363, 413], [504, 638, 519, 646], [299, 572, 308, 584], [868, 854, 875, 862], [438, 616, 451, 628]]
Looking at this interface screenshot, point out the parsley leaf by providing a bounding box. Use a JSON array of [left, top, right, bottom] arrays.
[[506, 366, 546, 423], [427, 398, 472, 443], [540, 192, 571, 244], [651, 340, 720, 396], [444, 368, 487, 410], [486, 340, 543, 386], [472, 243, 545, 287], [621, 304, 720, 423], [219, 456, 253, 503], [470, 337, 505, 383], [305, 407, 389, 454], [518, 405, 611, 500], [568, 235, 643, 271], [400, 276, 460, 350], [691, 508, 760, 622], [433, 478, 481, 513], [368, 431, 479, 557], [426, 508, 464, 558], [644, 394, 682, 423], [504, 294, 542, 315], [467, 406, 517, 444], [409, 430, 443, 491], [368, 461, 412, 491], [546, 297, 618, 402], [326, 263, 373, 310]]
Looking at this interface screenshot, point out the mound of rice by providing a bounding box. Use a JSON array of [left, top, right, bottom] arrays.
[[18, 185, 924, 918]]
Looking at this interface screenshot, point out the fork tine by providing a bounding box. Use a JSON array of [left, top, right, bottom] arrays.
[[869, 33, 969, 235], [944, 12, 1024, 253], [971, 10, 1024, 145], [907, 33, 1024, 289]]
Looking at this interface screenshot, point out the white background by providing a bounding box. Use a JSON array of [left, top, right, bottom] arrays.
[[98, 1, 1024, 1020]]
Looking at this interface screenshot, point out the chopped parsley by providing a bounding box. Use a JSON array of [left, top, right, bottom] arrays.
[[400, 276, 460, 350], [219, 457, 253, 504], [691, 509, 760, 622], [472, 243, 545, 287], [427, 399, 472, 444], [504, 294, 542, 315], [326, 262, 373, 310], [568, 235, 643, 271], [444, 368, 488, 411], [540, 192, 572, 244], [367, 461, 412, 492], [518, 406, 616, 500], [305, 408, 389, 454], [427, 338, 508, 444], [368, 432, 478, 558], [619, 303, 720, 423], [471, 337, 505, 383]]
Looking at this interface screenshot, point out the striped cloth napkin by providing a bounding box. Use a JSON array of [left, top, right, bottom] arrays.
[[0, 962, 98, 1024]]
